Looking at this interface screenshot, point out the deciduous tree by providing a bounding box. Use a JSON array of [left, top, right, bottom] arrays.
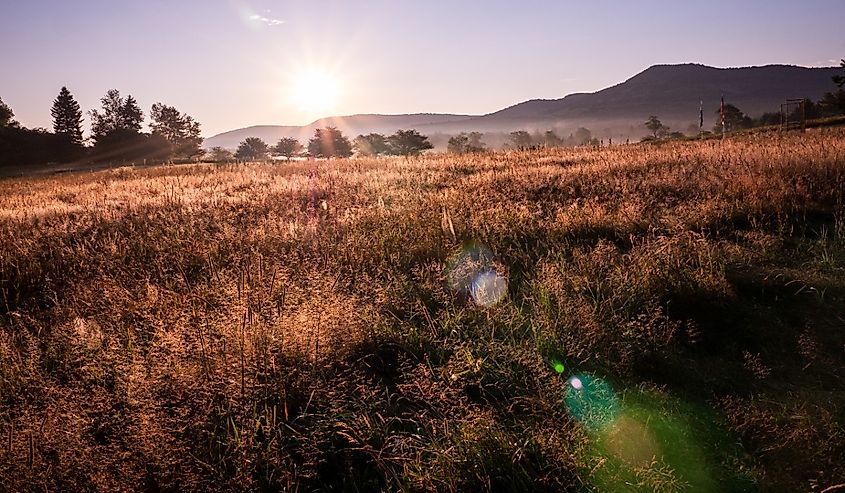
[[386, 129, 433, 156], [308, 127, 352, 158], [273, 137, 302, 159], [150, 103, 203, 158], [235, 137, 269, 161], [508, 130, 533, 149], [447, 132, 487, 153], [209, 146, 234, 162], [714, 104, 752, 133], [645, 116, 669, 139], [353, 133, 388, 156]]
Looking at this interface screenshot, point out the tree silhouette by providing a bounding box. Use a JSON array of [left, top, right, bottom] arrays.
[[572, 127, 593, 146], [713, 104, 751, 133], [447, 132, 486, 153], [645, 116, 669, 139], [150, 103, 203, 158], [466, 132, 486, 152], [543, 130, 563, 148], [386, 129, 433, 156], [120, 95, 143, 131], [51, 87, 84, 146], [235, 137, 269, 161], [833, 59, 845, 88], [353, 133, 389, 156], [308, 127, 352, 158], [88, 89, 151, 162], [273, 137, 302, 159], [209, 146, 234, 162], [819, 90, 845, 115], [447, 134, 468, 154], [508, 130, 533, 149], [0, 97, 17, 128], [90, 89, 142, 144]]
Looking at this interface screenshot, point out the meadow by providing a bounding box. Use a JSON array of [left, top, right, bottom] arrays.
[[1, 129, 844, 492]]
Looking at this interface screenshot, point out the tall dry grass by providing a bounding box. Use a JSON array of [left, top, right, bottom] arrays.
[[1, 129, 844, 491]]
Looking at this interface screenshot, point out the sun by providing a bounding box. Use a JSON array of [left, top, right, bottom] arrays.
[[287, 68, 340, 116]]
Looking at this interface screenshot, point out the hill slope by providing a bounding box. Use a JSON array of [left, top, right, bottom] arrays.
[[204, 63, 842, 147], [487, 63, 840, 123]]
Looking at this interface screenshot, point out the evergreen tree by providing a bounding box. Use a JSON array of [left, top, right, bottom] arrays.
[[120, 95, 144, 131], [51, 86, 84, 145], [0, 97, 17, 128]]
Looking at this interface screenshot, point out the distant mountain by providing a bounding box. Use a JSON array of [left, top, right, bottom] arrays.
[[204, 63, 842, 148], [484, 63, 840, 124]]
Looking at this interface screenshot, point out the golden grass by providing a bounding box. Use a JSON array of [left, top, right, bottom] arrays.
[[1, 129, 844, 491]]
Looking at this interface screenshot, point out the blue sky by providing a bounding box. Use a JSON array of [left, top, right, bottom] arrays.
[[1, 0, 844, 136]]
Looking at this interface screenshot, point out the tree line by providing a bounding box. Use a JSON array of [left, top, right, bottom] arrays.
[[0, 87, 202, 167], [3, 61, 843, 166], [215, 127, 435, 162]]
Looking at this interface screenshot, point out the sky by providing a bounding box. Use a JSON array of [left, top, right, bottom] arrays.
[[1, 0, 844, 137]]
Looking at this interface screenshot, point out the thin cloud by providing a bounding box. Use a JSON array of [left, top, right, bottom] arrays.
[[249, 13, 284, 27]]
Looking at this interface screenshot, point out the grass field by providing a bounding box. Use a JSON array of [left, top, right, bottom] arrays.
[[1, 129, 844, 492]]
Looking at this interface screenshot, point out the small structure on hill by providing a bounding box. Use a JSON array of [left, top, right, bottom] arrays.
[[780, 98, 806, 131]]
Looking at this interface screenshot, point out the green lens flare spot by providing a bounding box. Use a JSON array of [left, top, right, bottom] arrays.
[[550, 358, 565, 374]]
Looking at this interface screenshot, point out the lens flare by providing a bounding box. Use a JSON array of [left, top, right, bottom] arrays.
[[562, 379, 748, 491], [550, 358, 565, 374], [470, 269, 508, 306], [446, 242, 508, 307], [564, 374, 619, 430]]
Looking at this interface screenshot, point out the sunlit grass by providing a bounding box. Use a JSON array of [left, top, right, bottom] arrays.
[[1, 129, 844, 491]]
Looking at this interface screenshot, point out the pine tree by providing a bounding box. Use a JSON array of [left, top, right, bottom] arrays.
[[120, 95, 143, 131], [0, 97, 15, 127], [51, 86, 84, 145]]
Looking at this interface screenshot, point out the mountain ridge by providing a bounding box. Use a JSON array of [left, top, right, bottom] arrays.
[[204, 63, 842, 149]]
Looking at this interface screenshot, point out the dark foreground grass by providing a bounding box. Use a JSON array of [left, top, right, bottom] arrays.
[[1, 129, 844, 491]]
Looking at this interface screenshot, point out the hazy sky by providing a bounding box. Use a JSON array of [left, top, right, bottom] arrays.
[[2, 0, 844, 136]]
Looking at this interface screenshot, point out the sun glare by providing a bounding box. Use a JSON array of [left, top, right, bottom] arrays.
[[288, 68, 340, 116]]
